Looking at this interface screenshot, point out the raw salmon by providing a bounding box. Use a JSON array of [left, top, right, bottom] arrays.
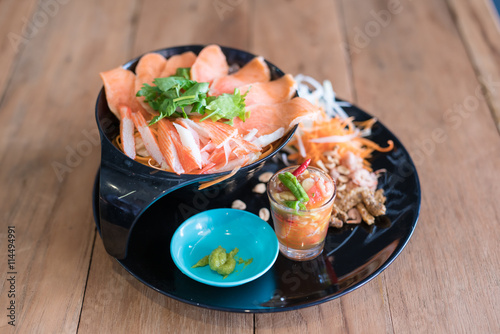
[[162, 51, 197, 77], [135, 53, 167, 86], [100, 67, 137, 119], [209, 56, 271, 96], [239, 74, 297, 106], [190, 45, 229, 83], [233, 97, 319, 137], [135, 53, 168, 114], [100, 67, 150, 119]]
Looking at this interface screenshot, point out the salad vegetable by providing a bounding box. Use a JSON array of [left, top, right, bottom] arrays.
[[136, 74, 248, 126]]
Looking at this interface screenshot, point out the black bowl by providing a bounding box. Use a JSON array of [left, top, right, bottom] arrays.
[[96, 45, 297, 259]]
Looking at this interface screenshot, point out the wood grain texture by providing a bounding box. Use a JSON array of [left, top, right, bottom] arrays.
[[79, 239, 253, 334], [342, 0, 500, 333], [445, 0, 500, 132], [0, 0, 499, 332], [0, 0, 39, 97], [251, 0, 354, 101], [0, 0, 139, 332], [132, 0, 251, 56], [78, 0, 253, 332]]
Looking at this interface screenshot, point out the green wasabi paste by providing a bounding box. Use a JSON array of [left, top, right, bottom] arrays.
[[192, 246, 251, 279]]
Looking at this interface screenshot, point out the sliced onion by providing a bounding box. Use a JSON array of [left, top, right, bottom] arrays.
[[295, 130, 306, 158]]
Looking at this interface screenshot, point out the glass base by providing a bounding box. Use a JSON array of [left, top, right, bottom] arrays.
[[278, 242, 324, 261]]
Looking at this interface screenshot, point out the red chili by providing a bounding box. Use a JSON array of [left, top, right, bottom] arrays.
[[292, 158, 311, 176]]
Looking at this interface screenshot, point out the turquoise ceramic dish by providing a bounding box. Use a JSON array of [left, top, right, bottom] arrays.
[[170, 209, 279, 287]]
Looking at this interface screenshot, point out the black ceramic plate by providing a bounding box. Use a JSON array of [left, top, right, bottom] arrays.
[[92, 103, 421, 313]]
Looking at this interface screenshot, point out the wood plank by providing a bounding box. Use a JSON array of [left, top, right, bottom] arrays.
[[132, 0, 250, 56], [341, 0, 500, 332], [79, 0, 253, 332], [0, 0, 38, 97], [251, 0, 353, 101], [78, 239, 253, 334], [445, 0, 500, 132], [0, 0, 139, 332], [253, 1, 394, 333]]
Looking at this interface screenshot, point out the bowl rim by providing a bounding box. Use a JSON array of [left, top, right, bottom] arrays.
[[95, 44, 298, 180], [170, 208, 279, 287]]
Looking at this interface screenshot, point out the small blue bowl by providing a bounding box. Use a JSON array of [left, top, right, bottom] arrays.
[[170, 209, 279, 287]]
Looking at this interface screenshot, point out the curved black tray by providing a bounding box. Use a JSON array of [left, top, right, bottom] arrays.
[[92, 103, 421, 313]]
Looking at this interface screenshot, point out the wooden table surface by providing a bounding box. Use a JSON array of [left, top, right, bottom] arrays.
[[1, 0, 500, 333]]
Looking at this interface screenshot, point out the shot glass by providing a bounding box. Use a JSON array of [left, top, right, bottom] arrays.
[[267, 166, 336, 261]]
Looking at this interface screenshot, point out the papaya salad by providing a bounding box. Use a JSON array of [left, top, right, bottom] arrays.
[[99, 45, 319, 175], [283, 75, 394, 228]]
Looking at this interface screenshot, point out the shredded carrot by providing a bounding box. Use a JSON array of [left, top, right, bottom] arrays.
[[287, 117, 393, 170], [355, 138, 394, 152], [355, 118, 377, 130]]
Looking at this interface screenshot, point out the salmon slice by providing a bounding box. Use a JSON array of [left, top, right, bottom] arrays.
[[101, 67, 138, 119], [135, 53, 168, 114], [234, 97, 320, 137], [239, 74, 297, 106], [100, 66, 151, 119], [162, 51, 197, 77], [130, 112, 167, 166], [118, 106, 136, 160], [135, 53, 167, 86], [209, 56, 271, 96], [157, 120, 185, 174], [190, 45, 229, 83]]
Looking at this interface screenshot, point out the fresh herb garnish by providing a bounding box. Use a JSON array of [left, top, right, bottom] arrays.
[[175, 67, 191, 79], [200, 88, 248, 125], [136, 72, 248, 126]]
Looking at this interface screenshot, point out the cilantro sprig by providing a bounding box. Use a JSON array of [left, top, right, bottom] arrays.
[[136, 68, 248, 126]]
